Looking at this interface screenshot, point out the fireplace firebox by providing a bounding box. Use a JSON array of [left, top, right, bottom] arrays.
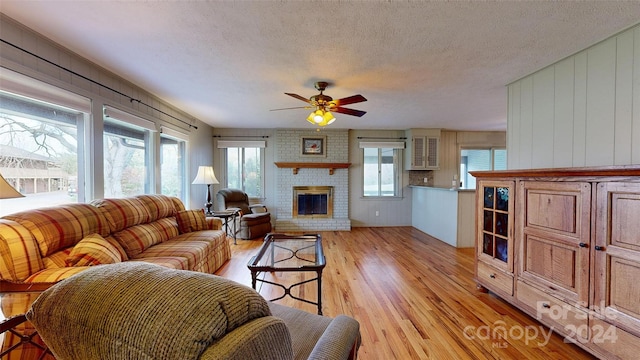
[[293, 186, 333, 218]]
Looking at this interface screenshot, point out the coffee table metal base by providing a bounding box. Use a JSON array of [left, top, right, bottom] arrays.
[[247, 233, 325, 315], [251, 271, 323, 315]]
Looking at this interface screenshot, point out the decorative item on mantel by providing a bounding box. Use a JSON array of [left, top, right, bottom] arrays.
[[191, 166, 219, 215], [301, 136, 326, 157]]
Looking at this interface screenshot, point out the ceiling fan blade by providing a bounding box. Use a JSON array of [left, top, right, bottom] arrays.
[[285, 93, 311, 104], [332, 94, 367, 106], [269, 106, 312, 111], [333, 107, 367, 117]]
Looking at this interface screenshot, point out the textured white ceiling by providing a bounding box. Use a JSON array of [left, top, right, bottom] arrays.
[[1, 1, 639, 131]]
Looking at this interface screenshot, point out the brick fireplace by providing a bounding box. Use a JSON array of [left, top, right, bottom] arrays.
[[275, 129, 350, 232]]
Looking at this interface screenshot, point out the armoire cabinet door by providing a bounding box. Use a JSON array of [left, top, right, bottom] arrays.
[[595, 182, 640, 338], [518, 181, 591, 305], [477, 180, 514, 273]]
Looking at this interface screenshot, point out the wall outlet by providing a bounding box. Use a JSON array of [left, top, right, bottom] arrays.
[[375, 210, 379, 217], [423, 177, 428, 184]]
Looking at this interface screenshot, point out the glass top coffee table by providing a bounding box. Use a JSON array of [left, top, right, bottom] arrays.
[[247, 233, 326, 315], [1, 291, 52, 359]]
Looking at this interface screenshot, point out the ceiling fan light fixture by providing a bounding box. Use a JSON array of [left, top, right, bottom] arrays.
[[285, 82, 366, 127], [315, 111, 335, 127], [322, 111, 335, 125], [308, 108, 325, 124], [306, 114, 316, 125]]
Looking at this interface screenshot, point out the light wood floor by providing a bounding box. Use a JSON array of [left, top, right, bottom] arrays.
[[216, 227, 596, 360]]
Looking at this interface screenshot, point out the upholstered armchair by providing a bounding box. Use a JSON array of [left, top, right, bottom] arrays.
[[216, 188, 272, 239], [26, 262, 361, 360]]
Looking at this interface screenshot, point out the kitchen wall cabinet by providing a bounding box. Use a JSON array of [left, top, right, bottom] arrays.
[[405, 129, 440, 170]]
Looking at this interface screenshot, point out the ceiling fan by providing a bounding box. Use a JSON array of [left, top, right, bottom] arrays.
[[272, 82, 367, 127]]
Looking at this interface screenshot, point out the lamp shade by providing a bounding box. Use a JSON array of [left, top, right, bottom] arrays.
[[0, 173, 24, 199], [191, 166, 219, 185]]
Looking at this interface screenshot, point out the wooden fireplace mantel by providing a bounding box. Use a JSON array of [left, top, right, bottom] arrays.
[[274, 162, 351, 175]]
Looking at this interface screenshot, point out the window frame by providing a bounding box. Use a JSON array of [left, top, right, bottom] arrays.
[[103, 106, 157, 198], [159, 127, 188, 202], [217, 140, 266, 199], [360, 142, 403, 198], [460, 147, 506, 189], [0, 68, 90, 215]]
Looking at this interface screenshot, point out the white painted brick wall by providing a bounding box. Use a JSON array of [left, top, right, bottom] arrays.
[[275, 129, 351, 231]]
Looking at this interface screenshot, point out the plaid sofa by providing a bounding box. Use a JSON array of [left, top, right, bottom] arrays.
[[0, 194, 230, 287]]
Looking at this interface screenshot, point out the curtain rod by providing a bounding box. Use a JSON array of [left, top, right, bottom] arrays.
[[0, 39, 197, 130], [357, 136, 407, 140], [213, 135, 269, 138]]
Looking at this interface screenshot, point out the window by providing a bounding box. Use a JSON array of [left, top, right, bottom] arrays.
[[460, 148, 506, 189], [0, 70, 90, 216], [360, 142, 403, 197], [218, 140, 266, 198], [226, 147, 262, 197], [160, 128, 187, 200], [103, 106, 155, 198]]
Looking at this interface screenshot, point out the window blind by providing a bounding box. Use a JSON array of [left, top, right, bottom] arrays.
[[104, 105, 156, 131], [217, 140, 266, 148], [358, 141, 405, 149], [0, 67, 91, 113]]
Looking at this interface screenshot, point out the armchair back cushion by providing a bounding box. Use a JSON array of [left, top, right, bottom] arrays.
[[27, 262, 273, 360], [216, 188, 272, 239], [216, 188, 251, 215]]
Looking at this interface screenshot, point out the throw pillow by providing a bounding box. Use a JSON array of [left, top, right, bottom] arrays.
[[66, 233, 122, 267], [175, 209, 207, 234]]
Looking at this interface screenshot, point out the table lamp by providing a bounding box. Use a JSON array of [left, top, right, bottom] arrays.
[[0, 173, 24, 199], [191, 166, 218, 215]]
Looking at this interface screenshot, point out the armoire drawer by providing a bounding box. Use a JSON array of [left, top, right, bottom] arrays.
[[477, 261, 513, 296], [516, 280, 588, 341]]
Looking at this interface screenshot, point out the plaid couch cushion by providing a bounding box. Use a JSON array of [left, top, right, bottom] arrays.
[[103, 235, 129, 261], [24, 266, 89, 283], [4, 204, 111, 258], [132, 240, 210, 270], [43, 248, 72, 268], [176, 209, 207, 234], [135, 195, 177, 222], [66, 233, 123, 267], [131, 257, 189, 270], [91, 197, 151, 233], [112, 223, 165, 258], [0, 219, 43, 281], [150, 217, 180, 241], [170, 197, 186, 212]]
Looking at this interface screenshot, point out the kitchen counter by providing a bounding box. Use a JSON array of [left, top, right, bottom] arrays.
[[409, 185, 475, 192], [410, 185, 476, 248]]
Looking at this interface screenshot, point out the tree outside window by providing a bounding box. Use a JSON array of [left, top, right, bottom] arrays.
[[226, 147, 262, 198], [103, 118, 150, 198], [160, 135, 186, 199], [0, 92, 82, 216]]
